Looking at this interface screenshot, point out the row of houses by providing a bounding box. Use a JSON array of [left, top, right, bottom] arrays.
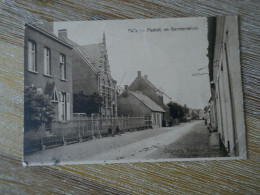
[[24, 23, 167, 133], [206, 16, 246, 157]]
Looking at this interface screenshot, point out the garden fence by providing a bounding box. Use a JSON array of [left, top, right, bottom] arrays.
[[24, 115, 152, 154]]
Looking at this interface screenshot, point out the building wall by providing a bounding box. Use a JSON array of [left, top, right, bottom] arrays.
[[72, 55, 98, 96], [117, 92, 163, 128], [211, 16, 246, 157], [70, 38, 117, 117], [98, 69, 117, 117], [24, 26, 73, 122], [117, 92, 152, 117], [129, 73, 164, 108], [151, 112, 163, 128]]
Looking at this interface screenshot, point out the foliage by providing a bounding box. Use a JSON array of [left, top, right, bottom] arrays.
[[191, 110, 199, 119], [167, 101, 185, 119], [183, 104, 190, 116], [24, 86, 55, 131], [73, 91, 103, 116]]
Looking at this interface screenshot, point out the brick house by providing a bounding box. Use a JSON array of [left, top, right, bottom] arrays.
[[118, 85, 165, 128], [24, 24, 73, 123], [58, 30, 118, 117]]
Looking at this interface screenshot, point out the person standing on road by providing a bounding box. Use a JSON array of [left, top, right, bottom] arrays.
[[108, 126, 113, 137], [115, 125, 121, 135]]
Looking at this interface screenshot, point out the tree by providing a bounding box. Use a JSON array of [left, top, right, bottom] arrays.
[[167, 101, 184, 120], [183, 104, 189, 117], [191, 110, 199, 120], [73, 91, 103, 116], [24, 86, 55, 131]]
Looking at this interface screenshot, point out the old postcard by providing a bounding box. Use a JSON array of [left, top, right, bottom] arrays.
[[23, 16, 246, 166]]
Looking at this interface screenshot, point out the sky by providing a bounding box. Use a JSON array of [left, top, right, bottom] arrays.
[[53, 17, 211, 109]]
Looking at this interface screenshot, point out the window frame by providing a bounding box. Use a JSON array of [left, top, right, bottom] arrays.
[[60, 54, 66, 80], [51, 88, 59, 103], [28, 40, 37, 72], [44, 47, 51, 76]]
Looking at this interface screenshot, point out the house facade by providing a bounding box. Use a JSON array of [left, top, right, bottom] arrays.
[[24, 24, 73, 123], [118, 85, 165, 128], [208, 16, 246, 157], [128, 71, 171, 123], [58, 30, 118, 117]]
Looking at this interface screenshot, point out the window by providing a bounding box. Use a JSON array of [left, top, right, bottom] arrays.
[[44, 47, 51, 75], [51, 88, 59, 102], [28, 40, 36, 71], [60, 54, 66, 79]]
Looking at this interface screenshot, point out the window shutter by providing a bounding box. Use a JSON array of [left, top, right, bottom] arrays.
[[66, 93, 70, 120], [58, 92, 63, 121], [58, 91, 62, 102], [44, 48, 47, 74], [28, 41, 32, 70]]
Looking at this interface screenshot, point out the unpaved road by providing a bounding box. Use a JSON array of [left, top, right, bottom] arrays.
[[25, 120, 216, 165]]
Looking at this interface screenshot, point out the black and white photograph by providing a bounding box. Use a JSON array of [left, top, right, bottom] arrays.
[[23, 16, 246, 165]]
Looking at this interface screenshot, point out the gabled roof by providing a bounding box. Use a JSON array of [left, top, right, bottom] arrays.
[[78, 44, 102, 69], [58, 31, 117, 83], [130, 91, 165, 112], [58, 34, 97, 74], [25, 24, 73, 49], [144, 78, 162, 93], [129, 75, 163, 95]]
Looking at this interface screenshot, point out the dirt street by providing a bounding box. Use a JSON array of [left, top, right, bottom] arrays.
[[25, 120, 226, 165]]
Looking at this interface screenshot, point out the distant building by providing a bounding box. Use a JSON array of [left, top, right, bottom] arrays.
[[118, 85, 165, 128], [198, 109, 205, 120], [58, 30, 118, 117], [129, 71, 170, 122], [24, 24, 73, 122], [208, 16, 246, 157], [129, 71, 164, 108]]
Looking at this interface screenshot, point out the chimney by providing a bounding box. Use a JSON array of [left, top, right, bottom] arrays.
[[137, 71, 141, 78], [124, 85, 129, 92], [58, 29, 67, 38], [144, 75, 148, 80]]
